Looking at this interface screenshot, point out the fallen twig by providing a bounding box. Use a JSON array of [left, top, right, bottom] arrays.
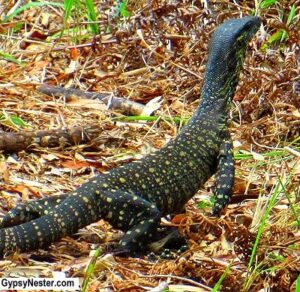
[[37, 84, 147, 116]]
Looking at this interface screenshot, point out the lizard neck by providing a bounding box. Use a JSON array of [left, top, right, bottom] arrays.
[[195, 61, 241, 119], [193, 26, 248, 120]]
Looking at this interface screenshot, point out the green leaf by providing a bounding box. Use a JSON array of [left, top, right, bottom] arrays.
[[281, 30, 288, 42], [10, 115, 27, 127], [261, 3, 297, 49], [268, 253, 285, 262], [262, 29, 288, 49], [119, 0, 130, 18], [197, 200, 212, 209], [13, 21, 25, 33], [210, 195, 216, 204], [5, 1, 64, 21], [268, 29, 285, 43], [0, 114, 28, 128], [0, 51, 23, 65], [286, 4, 296, 26], [296, 275, 300, 292], [259, 0, 277, 9]]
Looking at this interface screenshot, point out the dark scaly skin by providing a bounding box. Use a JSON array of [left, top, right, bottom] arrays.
[[0, 16, 261, 257], [0, 194, 69, 228]]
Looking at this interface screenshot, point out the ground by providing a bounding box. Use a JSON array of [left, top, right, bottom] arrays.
[[0, 0, 299, 291]]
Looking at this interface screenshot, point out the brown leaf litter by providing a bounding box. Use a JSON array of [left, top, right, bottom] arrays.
[[0, 0, 299, 291]]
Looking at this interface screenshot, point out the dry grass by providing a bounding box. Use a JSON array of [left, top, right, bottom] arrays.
[[0, 0, 299, 291]]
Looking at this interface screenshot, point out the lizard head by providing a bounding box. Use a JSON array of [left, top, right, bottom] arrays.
[[207, 16, 261, 75], [197, 16, 261, 112]]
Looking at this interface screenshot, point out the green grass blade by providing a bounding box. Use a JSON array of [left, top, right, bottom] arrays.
[[4, 1, 64, 21], [234, 147, 300, 161], [64, 0, 75, 23], [259, 0, 277, 9], [10, 115, 28, 127], [268, 29, 286, 43], [277, 175, 300, 226], [0, 113, 28, 128], [85, 0, 99, 35], [212, 262, 233, 292], [296, 275, 300, 292], [115, 115, 190, 124], [119, 0, 130, 18], [247, 173, 293, 271], [0, 51, 23, 65], [82, 247, 103, 291], [286, 5, 296, 26]]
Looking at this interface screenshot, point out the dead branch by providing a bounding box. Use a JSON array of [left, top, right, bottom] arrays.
[[0, 125, 104, 153], [37, 85, 146, 116]]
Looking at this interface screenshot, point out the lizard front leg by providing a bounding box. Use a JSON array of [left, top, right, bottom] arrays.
[[212, 135, 235, 216], [0, 194, 70, 228]]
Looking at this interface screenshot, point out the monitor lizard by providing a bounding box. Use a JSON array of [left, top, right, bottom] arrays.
[[0, 16, 261, 257]]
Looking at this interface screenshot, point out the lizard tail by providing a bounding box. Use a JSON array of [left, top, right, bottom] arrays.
[[0, 192, 99, 258]]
